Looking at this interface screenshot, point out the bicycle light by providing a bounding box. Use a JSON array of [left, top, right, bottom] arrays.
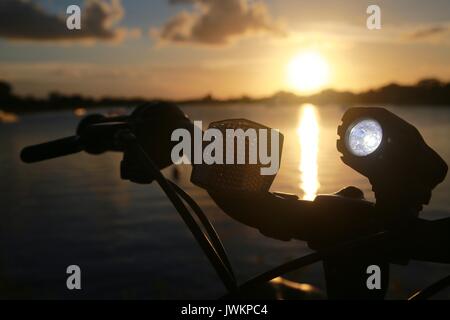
[[337, 107, 447, 212], [346, 119, 383, 156]]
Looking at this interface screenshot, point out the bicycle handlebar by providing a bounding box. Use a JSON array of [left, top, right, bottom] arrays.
[[18, 104, 450, 299], [20, 112, 131, 164], [20, 136, 83, 163]]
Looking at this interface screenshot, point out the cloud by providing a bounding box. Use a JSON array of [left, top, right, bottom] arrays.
[[0, 0, 138, 42], [152, 0, 286, 46], [406, 25, 449, 40]]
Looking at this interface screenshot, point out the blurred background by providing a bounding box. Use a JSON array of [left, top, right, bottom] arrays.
[[0, 0, 449, 299]]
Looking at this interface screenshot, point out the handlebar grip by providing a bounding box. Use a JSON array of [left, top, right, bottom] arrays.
[[20, 136, 83, 163]]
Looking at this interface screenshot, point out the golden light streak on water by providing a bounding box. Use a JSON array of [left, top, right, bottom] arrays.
[[297, 104, 320, 200]]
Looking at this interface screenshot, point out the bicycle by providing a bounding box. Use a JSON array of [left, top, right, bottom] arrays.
[[20, 102, 450, 300]]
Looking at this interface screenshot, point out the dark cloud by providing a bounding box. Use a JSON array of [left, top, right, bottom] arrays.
[[407, 25, 448, 40], [153, 0, 286, 45], [0, 0, 135, 42]]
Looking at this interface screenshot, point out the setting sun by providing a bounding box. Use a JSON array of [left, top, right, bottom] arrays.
[[287, 51, 330, 93]]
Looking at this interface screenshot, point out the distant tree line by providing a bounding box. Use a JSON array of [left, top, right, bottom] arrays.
[[305, 78, 450, 106], [0, 81, 152, 112], [1, 78, 450, 113]]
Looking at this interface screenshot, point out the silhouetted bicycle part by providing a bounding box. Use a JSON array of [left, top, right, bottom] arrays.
[[20, 104, 450, 300]]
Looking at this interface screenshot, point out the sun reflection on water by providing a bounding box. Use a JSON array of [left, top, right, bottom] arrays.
[[297, 104, 320, 200]]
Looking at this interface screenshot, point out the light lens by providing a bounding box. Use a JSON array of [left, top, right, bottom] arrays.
[[346, 119, 383, 156]]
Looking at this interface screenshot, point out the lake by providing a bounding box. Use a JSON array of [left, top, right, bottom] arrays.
[[0, 103, 449, 299]]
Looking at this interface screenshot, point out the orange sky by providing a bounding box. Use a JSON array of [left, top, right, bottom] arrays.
[[0, 0, 449, 99]]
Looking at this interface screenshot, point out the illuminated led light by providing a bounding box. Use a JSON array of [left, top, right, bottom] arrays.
[[346, 119, 382, 156]]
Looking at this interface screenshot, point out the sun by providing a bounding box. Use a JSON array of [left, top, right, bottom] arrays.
[[287, 51, 330, 93]]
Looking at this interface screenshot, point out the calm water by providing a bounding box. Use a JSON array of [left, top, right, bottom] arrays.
[[0, 104, 449, 299]]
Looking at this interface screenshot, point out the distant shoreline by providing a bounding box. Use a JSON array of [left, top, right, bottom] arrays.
[[1, 78, 450, 114]]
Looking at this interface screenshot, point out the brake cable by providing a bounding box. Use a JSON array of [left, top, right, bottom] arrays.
[[168, 181, 235, 280], [222, 231, 388, 298], [120, 130, 237, 292], [408, 274, 450, 300]]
